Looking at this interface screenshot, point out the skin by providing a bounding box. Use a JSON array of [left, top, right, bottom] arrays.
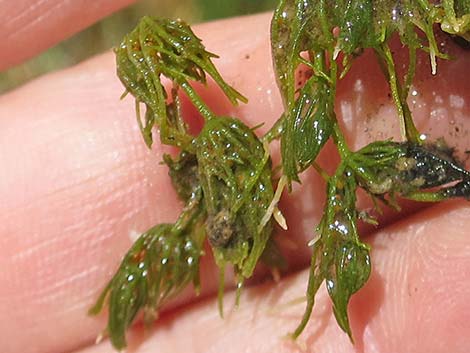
[[1, 2, 469, 353], [0, 0, 135, 71]]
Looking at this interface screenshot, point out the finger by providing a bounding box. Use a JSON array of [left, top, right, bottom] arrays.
[[0, 0, 136, 70], [0, 13, 281, 353], [74, 200, 470, 353], [1, 12, 469, 353]]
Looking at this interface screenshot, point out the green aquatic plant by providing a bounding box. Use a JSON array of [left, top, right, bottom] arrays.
[[90, 2, 470, 350], [90, 17, 279, 349]]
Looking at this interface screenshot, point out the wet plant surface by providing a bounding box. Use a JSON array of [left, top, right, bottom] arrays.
[[89, 2, 470, 350]]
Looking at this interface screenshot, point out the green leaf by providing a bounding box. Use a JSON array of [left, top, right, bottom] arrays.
[[196, 117, 274, 279], [294, 168, 372, 340], [348, 140, 406, 195], [325, 240, 371, 339], [124, 17, 246, 105], [89, 224, 205, 350], [271, 0, 335, 108], [337, 0, 375, 54], [272, 0, 317, 106], [281, 77, 333, 181], [115, 17, 247, 147], [292, 241, 325, 338]]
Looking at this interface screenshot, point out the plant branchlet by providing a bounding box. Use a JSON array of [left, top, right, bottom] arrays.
[[90, 2, 470, 350]]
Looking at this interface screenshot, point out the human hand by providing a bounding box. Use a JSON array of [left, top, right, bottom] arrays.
[[1, 2, 470, 353]]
